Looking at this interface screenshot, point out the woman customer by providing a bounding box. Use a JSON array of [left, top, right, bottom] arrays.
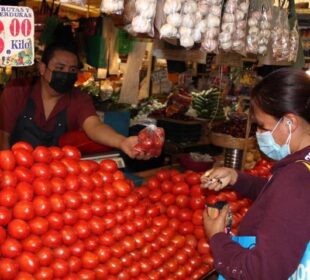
[[202, 68, 310, 279]]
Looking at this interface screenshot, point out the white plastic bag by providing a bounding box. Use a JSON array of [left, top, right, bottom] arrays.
[[101, 0, 124, 15]]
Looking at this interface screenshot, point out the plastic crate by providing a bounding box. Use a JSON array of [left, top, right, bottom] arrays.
[[157, 118, 202, 143]]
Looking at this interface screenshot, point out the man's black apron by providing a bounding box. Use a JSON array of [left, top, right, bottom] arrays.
[[9, 81, 67, 148]]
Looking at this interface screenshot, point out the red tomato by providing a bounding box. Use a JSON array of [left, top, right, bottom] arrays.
[[49, 146, 64, 160], [171, 235, 186, 248], [133, 232, 145, 249], [0, 150, 16, 171], [89, 216, 105, 235], [173, 183, 190, 196], [114, 197, 127, 211], [74, 220, 91, 239], [171, 173, 185, 184], [63, 191, 82, 210], [146, 177, 160, 190], [90, 173, 103, 189], [0, 187, 18, 208], [14, 166, 34, 183], [84, 236, 99, 251], [110, 225, 126, 241], [120, 254, 134, 267], [192, 209, 203, 226], [113, 170, 125, 181], [32, 146, 52, 163], [0, 258, 19, 279], [15, 272, 34, 280], [78, 269, 96, 280], [99, 232, 115, 246], [107, 257, 122, 275], [175, 194, 190, 208], [133, 217, 147, 231], [34, 267, 54, 280], [168, 218, 180, 231], [33, 196, 51, 217], [197, 238, 210, 254], [160, 180, 173, 193], [17, 252, 40, 274], [68, 256, 82, 272], [94, 264, 109, 279], [12, 142, 33, 153], [8, 219, 30, 239], [78, 204, 93, 220], [0, 171, 18, 188], [185, 172, 201, 185], [54, 246, 71, 260], [51, 258, 69, 278], [126, 193, 139, 207], [29, 216, 49, 235], [61, 158, 81, 175], [1, 238, 22, 258], [37, 247, 54, 266], [22, 234, 42, 253], [153, 215, 169, 229], [62, 146, 81, 160], [31, 163, 51, 179], [0, 227, 6, 245], [97, 171, 113, 184], [78, 174, 94, 191], [63, 209, 78, 226], [64, 174, 79, 192], [33, 177, 52, 197], [156, 170, 170, 181], [166, 205, 179, 218], [191, 184, 203, 197], [190, 197, 205, 210], [100, 159, 118, 173], [49, 160, 68, 178], [79, 190, 92, 204], [149, 189, 162, 202], [135, 186, 149, 199], [50, 177, 66, 195], [95, 246, 111, 263], [121, 236, 136, 253], [70, 240, 85, 258], [117, 270, 131, 280], [128, 262, 141, 277], [81, 251, 99, 269], [112, 180, 131, 197], [16, 182, 33, 201], [194, 226, 205, 239], [179, 221, 195, 235], [13, 148, 34, 168], [140, 258, 153, 273], [61, 226, 78, 246], [42, 230, 62, 248], [205, 194, 218, 205], [47, 213, 64, 230]]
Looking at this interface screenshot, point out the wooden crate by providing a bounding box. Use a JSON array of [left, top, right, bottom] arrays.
[[210, 132, 256, 150]]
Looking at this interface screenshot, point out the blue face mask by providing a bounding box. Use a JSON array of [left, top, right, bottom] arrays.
[[256, 118, 292, 161]]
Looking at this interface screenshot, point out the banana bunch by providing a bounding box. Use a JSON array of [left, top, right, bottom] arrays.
[[191, 88, 225, 120]]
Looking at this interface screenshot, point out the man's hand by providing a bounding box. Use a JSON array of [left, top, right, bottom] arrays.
[[120, 136, 153, 160], [203, 205, 230, 239]]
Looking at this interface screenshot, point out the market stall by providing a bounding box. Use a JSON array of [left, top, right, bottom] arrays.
[[0, 0, 309, 279]]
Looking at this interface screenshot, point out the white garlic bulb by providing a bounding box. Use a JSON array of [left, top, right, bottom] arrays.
[[248, 17, 258, 27], [249, 26, 259, 35], [193, 28, 202, 42], [206, 14, 220, 28], [198, 2, 209, 15], [197, 19, 208, 33], [205, 27, 219, 39], [260, 21, 271, 30], [219, 32, 231, 43], [195, 12, 203, 22], [135, 0, 150, 12], [260, 29, 271, 38], [251, 11, 261, 19], [132, 16, 151, 33], [164, 0, 182, 14], [182, 14, 196, 28], [235, 29, 245, 39], [180, 35, 195, 48], [222, 13, 235, 23], [258, 45, 267, 54], [101, 0, 124, 14], [237, 20, 246, 29], [210, 5, 221, 17], [232, 40, 244, 49], [221, 41, 232, 50], [179, 26, 192, 36], [183, 0, 198, 14], [143, 4, 157, 18], [167, 13, 182, 27], [222, 22, 235, 33], [225, 1, 237, 13], [160, 23, 179, 38], [239, 2, 249, 13], [202, 38, 218, 51], [236, 10, 245, 21]]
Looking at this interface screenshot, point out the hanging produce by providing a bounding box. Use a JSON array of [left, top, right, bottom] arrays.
[[201, 0, 223, 53], [131, 0, 157, 36], [101, 0, 124, 14]]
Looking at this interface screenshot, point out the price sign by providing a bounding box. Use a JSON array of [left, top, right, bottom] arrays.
[[0, 6, 34, 67]]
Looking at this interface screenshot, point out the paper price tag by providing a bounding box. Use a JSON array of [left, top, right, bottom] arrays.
[[0, 6, 34, 67]]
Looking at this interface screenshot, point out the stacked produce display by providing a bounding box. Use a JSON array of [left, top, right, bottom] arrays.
[[0, 140, 275, 279]]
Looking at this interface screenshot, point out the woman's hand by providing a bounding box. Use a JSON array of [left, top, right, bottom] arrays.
[[203, 205, 230, 239], [201, 167, 238, 191], [120, 136, 153, 160]]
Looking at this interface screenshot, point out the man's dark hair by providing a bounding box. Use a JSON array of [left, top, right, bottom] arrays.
[[251, 68, 310, 123], [41, 42, 81, 68]]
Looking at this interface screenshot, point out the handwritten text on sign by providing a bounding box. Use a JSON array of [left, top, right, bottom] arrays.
[[0, 6, 34, 67]]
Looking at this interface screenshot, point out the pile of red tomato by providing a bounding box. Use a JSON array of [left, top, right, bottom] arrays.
[[0, 141, 251, 280], [245, 159, 273, 178]]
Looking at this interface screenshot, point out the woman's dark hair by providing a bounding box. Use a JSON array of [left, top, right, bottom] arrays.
[[41, 42, 81, 68], [251, 68, 310, 123]]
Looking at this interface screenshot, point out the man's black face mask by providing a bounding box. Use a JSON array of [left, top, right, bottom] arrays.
[[49, 70, 78, 94]]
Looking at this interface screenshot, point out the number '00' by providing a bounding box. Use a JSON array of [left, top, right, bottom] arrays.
[[10, 19, 31, 37]]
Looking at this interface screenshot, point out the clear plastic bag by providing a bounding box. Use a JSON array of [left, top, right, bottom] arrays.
[[200, 0, 223, 53], [134, 120, 165, 158], [257, 2, 272, 55], [131, 0, 157, 37], [159, 0, 182, 39], [100, 0, 124, 15], [289, 21, 299, 63]]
